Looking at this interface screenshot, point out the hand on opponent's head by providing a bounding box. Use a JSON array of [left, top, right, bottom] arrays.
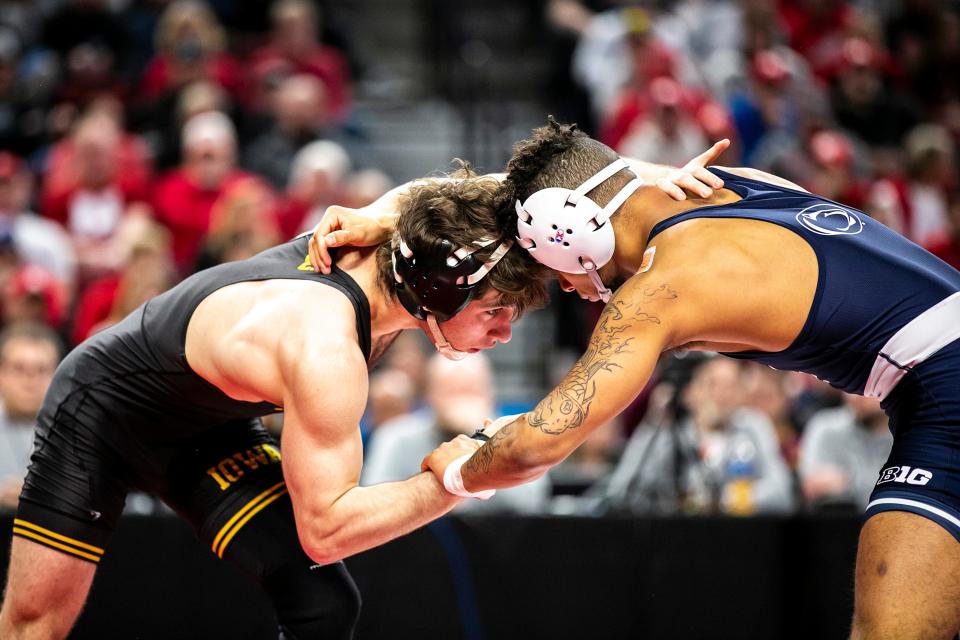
[[308, 205, 392, 274], [654, 139, 730, 200], [307, 139, 731, 274]]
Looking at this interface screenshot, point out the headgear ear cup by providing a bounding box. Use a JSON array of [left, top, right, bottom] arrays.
[[393, 236, 513, 360], [516, 158, 643, 302]]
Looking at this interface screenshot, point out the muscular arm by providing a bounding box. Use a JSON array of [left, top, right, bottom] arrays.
[[308, 174, 506, 272], [623, 157, 684, 181], [322, 181, 408, 234], [319, 172, 505, 236], [622, 139, 729, 199], [460, 278, 681, 491], [309, 142, 730, 270], [280, 333, 460, 564]]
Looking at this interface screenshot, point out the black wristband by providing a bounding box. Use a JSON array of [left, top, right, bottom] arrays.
[[470, 428, 490, 442]]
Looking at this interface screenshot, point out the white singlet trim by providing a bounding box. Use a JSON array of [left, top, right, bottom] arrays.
[[866, 497, 960, 530], [863, 291, 960, 400]]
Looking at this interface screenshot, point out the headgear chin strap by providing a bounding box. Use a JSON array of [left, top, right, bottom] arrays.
[[393, 236, 513, 360], [425, 314, 468, 360], [515, 158, 643, 303]]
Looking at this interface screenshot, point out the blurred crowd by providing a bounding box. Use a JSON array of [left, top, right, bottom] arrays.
[[0, 0, 390, 510], [1, 0, 957, 517], [0, 0, 385, 346], [546, 0, 960, 267]]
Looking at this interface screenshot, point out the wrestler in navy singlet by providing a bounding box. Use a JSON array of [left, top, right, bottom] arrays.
[[648, 168, 960, 539]]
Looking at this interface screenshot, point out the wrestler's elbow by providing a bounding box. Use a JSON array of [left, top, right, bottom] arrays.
[[298, 513, 348, 564], [304, 544, 345, 566], [301, 535, 348, 565]]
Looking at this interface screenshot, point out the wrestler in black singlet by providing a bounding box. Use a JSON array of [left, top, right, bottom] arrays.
[[14, 235, 369, 639]]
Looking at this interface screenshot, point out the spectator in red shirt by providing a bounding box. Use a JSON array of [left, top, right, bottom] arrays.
[[248, 0, 352, 123], [151, 111, 252, 274], [599, 10, 732, 162], [597, 10, 681, 150], [612, 76, 712, 168], [138, 0, 244, 104], [148, 79, 231, 172], [40, 104, 152, 281]]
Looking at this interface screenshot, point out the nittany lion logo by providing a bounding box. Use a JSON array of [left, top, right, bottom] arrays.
[[795, 203, 864, 236]]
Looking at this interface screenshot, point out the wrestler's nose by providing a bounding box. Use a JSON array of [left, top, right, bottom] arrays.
[[491, 317, 512, 344]]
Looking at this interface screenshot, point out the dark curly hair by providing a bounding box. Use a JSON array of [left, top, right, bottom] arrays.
[[375, 161, 551, 318], [502, 117, 636, 209]]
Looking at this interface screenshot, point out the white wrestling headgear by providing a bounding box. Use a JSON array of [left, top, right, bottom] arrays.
[[515, 158, 643, 303]]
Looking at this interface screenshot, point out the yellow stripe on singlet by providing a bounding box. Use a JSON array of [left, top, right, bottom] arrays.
[[211, 482, 287, 558], [12, 519, 105, 554], [12, 528, 102, 563], [214, 487, 289, 558]]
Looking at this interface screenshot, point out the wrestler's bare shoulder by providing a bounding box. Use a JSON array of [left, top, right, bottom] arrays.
[[640, 216, 818, 353], [185, 278, 363, 404], [190, 279, 358, 342]]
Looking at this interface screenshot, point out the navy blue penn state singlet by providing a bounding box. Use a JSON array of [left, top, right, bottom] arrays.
[[647, 168, 960, 395], [648, 167, 960, 539]]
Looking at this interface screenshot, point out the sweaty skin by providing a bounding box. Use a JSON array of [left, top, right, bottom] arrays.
[[430, 163, 960, 640], [183, 256, 464, 563], [299, 144, 744, 482], [0, 175, 516, 640], [182, 172, 522, 563], [420, 166, 819, 487]]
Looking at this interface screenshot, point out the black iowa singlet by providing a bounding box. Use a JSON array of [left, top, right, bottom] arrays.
[[17, 236, 372, 549], [61, 235, 369, 431]]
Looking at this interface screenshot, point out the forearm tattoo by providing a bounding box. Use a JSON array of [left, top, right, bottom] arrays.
[[461, 283, 676, 479], [464, 421, 516, 475], [526, 285, 677, 436]]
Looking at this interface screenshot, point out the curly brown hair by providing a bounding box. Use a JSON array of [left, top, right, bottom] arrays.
[[502, 117, 636, 209], [375, 163, 551, 318]]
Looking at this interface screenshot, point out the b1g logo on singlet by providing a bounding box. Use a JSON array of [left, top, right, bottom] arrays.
[[795, 203, 865, 236], [876, 465, 933, 486]]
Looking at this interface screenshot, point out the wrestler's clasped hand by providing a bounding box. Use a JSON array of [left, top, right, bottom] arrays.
[[421, 434, 483, 478]]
